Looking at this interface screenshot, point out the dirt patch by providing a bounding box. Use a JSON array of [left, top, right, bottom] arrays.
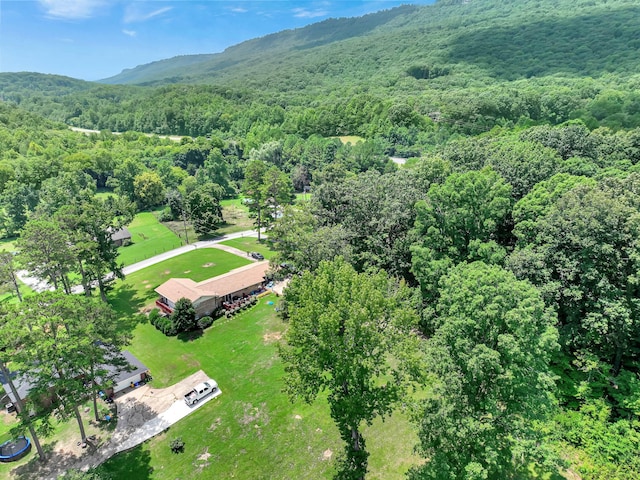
[[194, 447, 212, 472], [141, 280, 149, 284], [238, 402, 270, 427], [263, 331, 283, 342], [322, 449, 333, 460], [163, 270, 171, 274], [183, 270, 191, 274], [145, 285, 152, 289], [294, 414, 302, 420], [180, 353, 201, 368], [208, 418, 222, 432], [202, 263, 215, 268]]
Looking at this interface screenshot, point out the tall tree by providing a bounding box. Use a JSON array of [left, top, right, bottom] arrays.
[[15, 292, 130, 443], [133, 171, 165, 210], [0, 306, 46, 461], [411, 167, 512, 306], [260, 166, 295, 229], [186, 183, 224, 236], [280, 258, 418, 480], [242, 160, 268, 240], [411, 262, 559, 480], [18, 218, 75, 293]]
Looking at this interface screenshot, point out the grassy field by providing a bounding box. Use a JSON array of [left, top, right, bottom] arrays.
[[96, 296, 419, 479], [0, 281, 33, 305], [218, 237, 275, 260], [218, 197, 254, 235], [109, 248, 251, 316], [117, 212, 183, 266], [0, 237, 18, 253], [336, 135, 364, 145]]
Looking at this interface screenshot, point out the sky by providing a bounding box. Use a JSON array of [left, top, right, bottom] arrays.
[[1, 0, 435, 81]]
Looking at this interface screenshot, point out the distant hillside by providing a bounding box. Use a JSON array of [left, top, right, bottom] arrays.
[[100, 5, 420, 85], [99, 0, 640, 90], [100, 54, 217, 85]]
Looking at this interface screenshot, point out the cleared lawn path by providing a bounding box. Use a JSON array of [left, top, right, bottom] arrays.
[[110, 248, 251, 316], [218, 237, 275, 260], [117, 212, 182, 266]]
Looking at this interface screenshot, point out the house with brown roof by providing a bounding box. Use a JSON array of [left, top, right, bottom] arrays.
[[155, 261, 270, 318]]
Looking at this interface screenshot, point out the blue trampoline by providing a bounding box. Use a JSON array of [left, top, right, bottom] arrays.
[[0, 436, 31, 462]]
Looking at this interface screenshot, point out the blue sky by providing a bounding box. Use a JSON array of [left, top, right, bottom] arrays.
[[1, 1, 435, 81]]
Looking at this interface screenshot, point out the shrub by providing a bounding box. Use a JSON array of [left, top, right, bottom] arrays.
[[152, 316, 177, 336], [197, 316, 214, 329], [158, 206, 174, 222], [170, 437, 185, 454], [148, 308, 161, 326]]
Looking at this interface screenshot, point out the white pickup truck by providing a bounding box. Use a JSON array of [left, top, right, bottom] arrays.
[[184, 379, 218, 406]]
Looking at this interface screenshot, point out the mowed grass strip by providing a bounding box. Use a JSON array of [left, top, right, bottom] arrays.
[[109, 248, 251, 316], [98, 296, 420, 479], [218, 237, 275, 260], [117, 212, 182, 266]]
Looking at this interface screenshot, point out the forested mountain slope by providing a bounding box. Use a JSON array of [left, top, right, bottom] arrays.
[[2, 0, 640, 140], [100, 0, 640, 88]]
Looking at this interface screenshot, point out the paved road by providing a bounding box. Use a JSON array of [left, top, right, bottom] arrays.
[[17, 229, 263, 293]]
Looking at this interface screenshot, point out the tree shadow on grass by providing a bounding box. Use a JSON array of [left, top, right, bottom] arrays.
[[11, 439, 108, 480], [108, 283, 146, 318], [94, 444, 153, 480], [177, 329, 203, 342]]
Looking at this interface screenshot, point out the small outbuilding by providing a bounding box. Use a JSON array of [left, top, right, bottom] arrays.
[[103, 350, 150, 396], [109, 227, 132, 247]]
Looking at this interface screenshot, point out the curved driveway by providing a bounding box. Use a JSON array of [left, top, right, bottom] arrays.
[[17, 229, 262, 293], [122, 229, 261, 275]]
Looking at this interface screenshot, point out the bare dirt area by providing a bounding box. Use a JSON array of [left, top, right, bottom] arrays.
[[113, 369, 209, 432], [9, 371, 211, 480]]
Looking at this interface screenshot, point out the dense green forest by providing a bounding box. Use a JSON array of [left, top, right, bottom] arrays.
[[1, 0, 640, 478]]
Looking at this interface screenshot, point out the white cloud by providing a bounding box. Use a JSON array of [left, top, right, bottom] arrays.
[[122, 29, 137, 37], [230, 7, 248, 13], [38, 0, 109, 19], [123, 5, 173, 24], [292, 7, 329, 19]]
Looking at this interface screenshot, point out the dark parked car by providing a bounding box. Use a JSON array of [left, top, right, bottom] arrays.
[[250, 252, 264, 260]]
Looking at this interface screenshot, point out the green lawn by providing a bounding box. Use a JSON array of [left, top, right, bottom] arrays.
[[95, 188, 116, 201], [117, 212, 183, 266], [109, 248, 252, 316], [0, 237, 18, 253], [0, 280, 33, 305], [96, 296, 419, 479], [218, 237, 275, 260]]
